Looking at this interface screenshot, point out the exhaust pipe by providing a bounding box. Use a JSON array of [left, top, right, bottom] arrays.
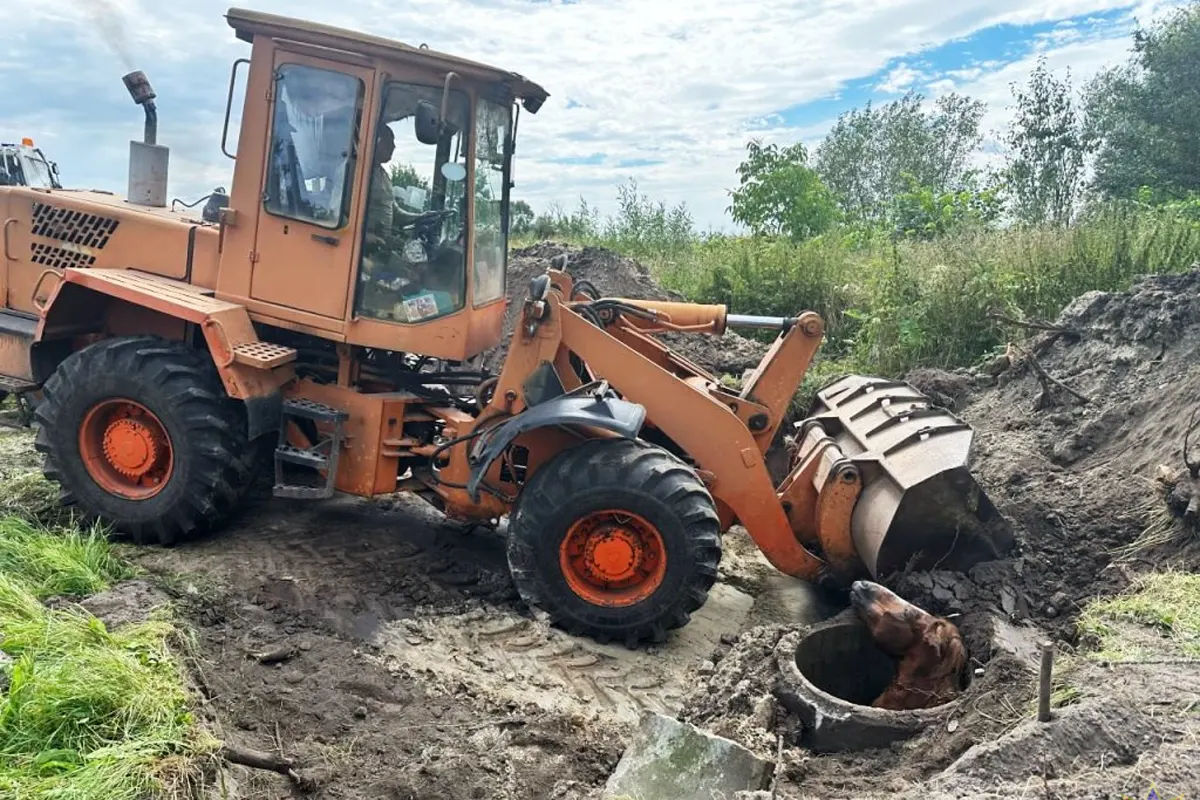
[[122, 70, 168, 207]]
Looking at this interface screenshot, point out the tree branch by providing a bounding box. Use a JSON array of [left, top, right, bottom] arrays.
[[986, 310, 1082, 336], [1012, 343, 1091, 406]]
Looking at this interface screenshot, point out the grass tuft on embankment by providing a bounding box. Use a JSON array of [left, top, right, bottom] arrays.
[[1077, 570, 1200, 661], [0, 517, 129, 598], [0, 516, 205, 799]]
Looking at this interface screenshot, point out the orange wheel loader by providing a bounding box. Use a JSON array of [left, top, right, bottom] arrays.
[[0, 9, 1013, 645]]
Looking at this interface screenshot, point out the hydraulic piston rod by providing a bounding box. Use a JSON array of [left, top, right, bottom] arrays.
[[727, 314, 797, 331]]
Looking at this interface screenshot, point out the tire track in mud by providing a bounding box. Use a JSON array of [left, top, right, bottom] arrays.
[[372, 582, 756, 725], [137, 493, 767, 726], [138, 495, 522, 636]]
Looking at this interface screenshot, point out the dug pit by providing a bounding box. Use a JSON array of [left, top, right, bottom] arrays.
[[773, 611, 967, 754]]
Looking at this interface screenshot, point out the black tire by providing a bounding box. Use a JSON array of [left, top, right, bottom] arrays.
[[33, 336, 254, 545], [506, 438, 722, 646]]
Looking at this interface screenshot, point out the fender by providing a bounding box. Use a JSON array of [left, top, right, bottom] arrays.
[[466, 382, 646, 502], [35, 268, 295, 437]]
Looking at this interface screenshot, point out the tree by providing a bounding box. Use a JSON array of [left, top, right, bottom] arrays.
[[390, 163, 429, 191], [814, 91, 986, 223], [892, 173, 1002, 239], [511, 200, 535, 236], [728, 140, 840, 240], [1084, 4, 1200, 199], [1003, 57, 1087, 226]]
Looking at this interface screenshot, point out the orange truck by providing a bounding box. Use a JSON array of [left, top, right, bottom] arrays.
[[0, 9, 1012, 645]]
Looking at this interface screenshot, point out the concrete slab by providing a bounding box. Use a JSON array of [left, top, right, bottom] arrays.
[[602, 712, 774, 800]]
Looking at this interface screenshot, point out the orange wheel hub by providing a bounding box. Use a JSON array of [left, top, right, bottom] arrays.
[[559, 510, 666, 607], [79, 399, 174, 500]]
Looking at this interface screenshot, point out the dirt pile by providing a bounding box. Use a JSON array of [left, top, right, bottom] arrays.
[[481, 243, 769, 376], [892, 269, 1200, 638]]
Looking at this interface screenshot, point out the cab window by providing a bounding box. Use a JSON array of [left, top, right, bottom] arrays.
[[264, 63, 364, 229], [473, 99, 511, 307], [355, 82, 470, 324]]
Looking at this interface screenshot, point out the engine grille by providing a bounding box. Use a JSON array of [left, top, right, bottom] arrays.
[[31, 202, 119, 249], [30, 243, 97, 270]]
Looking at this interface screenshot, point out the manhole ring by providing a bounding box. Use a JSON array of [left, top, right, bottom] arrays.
[[773, 611, 963, 753]]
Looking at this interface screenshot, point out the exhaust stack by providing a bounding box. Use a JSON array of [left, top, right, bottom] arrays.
[[122, 70, 168, 207]]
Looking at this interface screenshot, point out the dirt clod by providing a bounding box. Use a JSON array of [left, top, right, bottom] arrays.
[[77, 578, 169, 629]]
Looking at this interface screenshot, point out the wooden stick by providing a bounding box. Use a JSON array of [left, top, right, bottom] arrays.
[[251, 645, 295, 665], [987, 310, 1081, 336], [220, 744, 303, 784], [1013, 343, 1091, 405], [1038, 642, 1054, 723]]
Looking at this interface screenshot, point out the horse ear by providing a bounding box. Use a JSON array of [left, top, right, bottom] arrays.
[[926, 620, 951, 658]]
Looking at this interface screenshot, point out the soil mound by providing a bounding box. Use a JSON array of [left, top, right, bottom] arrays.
[[891, 269, 1200, 638], [667, 270, 1200, 800], [482, 243, 769, 376]]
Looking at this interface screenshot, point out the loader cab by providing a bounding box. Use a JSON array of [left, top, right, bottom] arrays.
[[0, 141, 62, 189], [217, 9, 546, 361]]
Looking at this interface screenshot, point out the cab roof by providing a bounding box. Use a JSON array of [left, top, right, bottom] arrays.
[[225, 7, 549, 113]]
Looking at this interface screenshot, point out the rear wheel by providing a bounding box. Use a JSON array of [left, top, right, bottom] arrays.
[[506, 438, 721, 646], [34, 336, 253, 545]]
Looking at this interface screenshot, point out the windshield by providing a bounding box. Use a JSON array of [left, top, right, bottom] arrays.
[[20, 154, 55, 189], [355, 81, 470, 324], [472, 99, 511, 307]]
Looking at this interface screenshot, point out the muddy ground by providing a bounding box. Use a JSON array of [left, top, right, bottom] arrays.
[[4, 256, 1200, 799]]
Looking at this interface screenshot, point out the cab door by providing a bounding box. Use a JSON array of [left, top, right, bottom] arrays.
[[250, 51, 374, 320]]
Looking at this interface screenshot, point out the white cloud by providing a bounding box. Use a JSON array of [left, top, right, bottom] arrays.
[[0, 0, 1188, 229], [876, 63, 927, 94]]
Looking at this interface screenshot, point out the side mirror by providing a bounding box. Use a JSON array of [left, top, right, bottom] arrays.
[[415, 100, 440, 145]]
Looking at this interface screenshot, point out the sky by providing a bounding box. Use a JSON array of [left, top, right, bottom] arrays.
[[0, 0, 1188, 231]]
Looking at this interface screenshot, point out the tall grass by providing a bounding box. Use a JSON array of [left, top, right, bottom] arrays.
[[0, 517, 129, 598], [0, 516, 205, 798], [521, 192, 1200, 378]]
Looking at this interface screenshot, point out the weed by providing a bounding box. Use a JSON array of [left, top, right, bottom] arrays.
[[1110, 479, 1187, 560], [0, 429, 69, 527], [522, 184, 1200, 381]]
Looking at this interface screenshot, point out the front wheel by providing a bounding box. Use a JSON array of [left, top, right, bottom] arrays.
[[506, 439, 722, 646], [33, 336, 253, 545]]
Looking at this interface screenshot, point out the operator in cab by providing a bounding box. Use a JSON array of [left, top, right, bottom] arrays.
[[357, 99, 468, 324]]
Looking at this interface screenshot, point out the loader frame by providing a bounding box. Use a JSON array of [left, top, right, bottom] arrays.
[[428, 269, 838, 581], [0, 6, 1011, 646]]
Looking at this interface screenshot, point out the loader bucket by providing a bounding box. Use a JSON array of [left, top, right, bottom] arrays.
[[807, 375, 1014, 578]]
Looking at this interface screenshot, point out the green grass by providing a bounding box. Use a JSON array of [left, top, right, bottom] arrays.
[[0, 516, 207, 799], [1077, 571, 1200, 661], [0, 517, 129, 599], [0, 429, 68, 528]]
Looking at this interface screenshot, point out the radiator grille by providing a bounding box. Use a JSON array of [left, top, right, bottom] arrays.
[[31, 203, 119, 249], [30, 243, 96, 270]]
